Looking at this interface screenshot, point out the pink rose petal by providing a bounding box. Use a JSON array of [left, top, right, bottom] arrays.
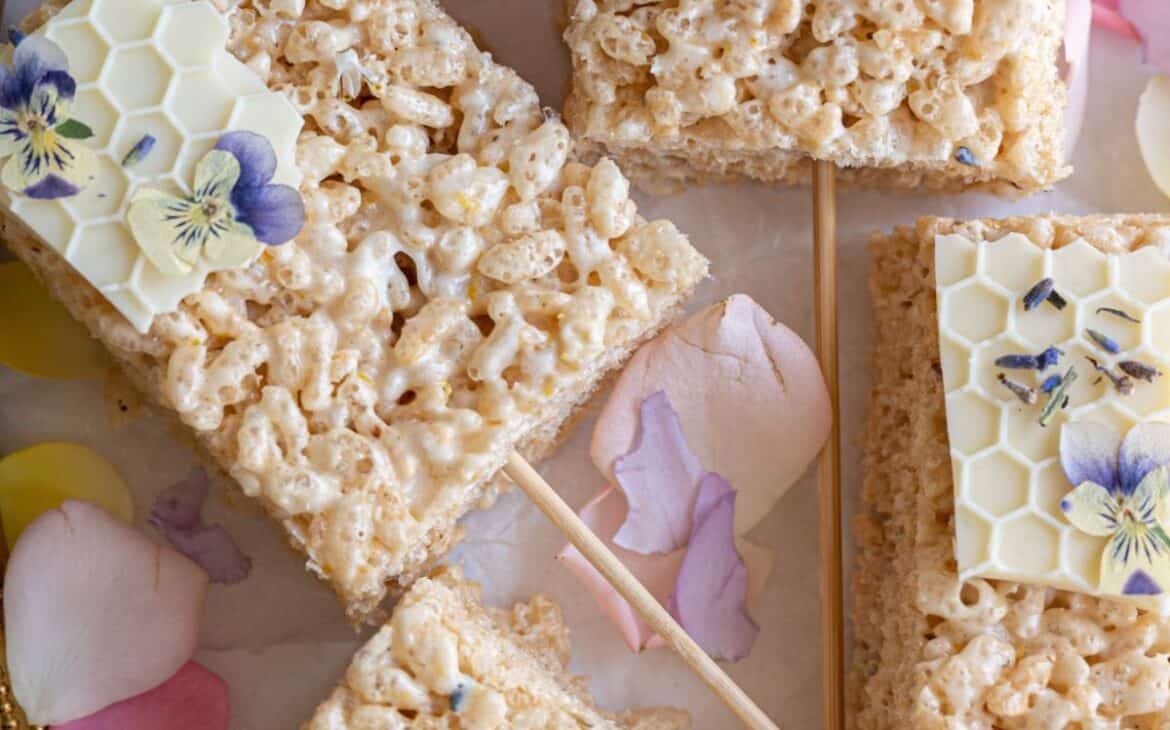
[[557, 486, 685, 652], [4, 501, 208, 725], [150, 468, 251, 585], [669, 474, 759, 662], [612, 391, 703, 555], [52, 662, 229, 730], [1119, 0, 1170, 73], [1062, 0, 1092, 154]]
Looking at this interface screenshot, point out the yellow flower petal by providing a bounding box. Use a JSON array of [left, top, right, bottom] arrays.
[[0, 442, 133, 552], [192, 149, 240, 201], [1137, 74, 1170, 199], [1061, 481, 1118, 537], [126, 187, 198, 276], [202, 223, 263, 270], [0, 262, 108, 379]]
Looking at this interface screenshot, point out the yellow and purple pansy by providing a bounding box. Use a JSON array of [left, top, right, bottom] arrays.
[[127, 131, 304, 276], [0, 34, 97, 199], [1060, 421, 1170, 596]]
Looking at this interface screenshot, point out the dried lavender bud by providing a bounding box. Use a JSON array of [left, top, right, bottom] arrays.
[[1086, 356, 1135, 395], [1023, 278, 1055, 311], [122, 134, 156, 167], [998, 374, 1038, 404], [1037, 346, 1062, 369], [1040, 374, 1063, 393], [995, 347, 1062, 370], [1040, 367, 1078, 427], [1096, 306, 1141, 324], [449, 684, 467, 711], [1047, 290, 1068, 310], [8, 27, 24, 46], [1086, 328, 1121, 354], [1119, 360, 1162, 383], [955, 146, 977, 166]]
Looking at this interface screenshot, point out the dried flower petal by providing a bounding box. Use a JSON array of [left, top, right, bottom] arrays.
[[53, 662, 229, 730], [1041, 374, 1064, 394], [0, 442, 132, 551], [998, 374, 1038, 404], [669, 474, 759, 662], [0, 262, 108, 380], [1119, 0, 1170, 74], [121, 134, 156, 167], [1137, 74, 1170, 199], [954, 147, 977, 166], [4, 501, 207, 725], [149, 468, 252, 584], [1119, 360, 1162, 382], [612, 391, 704, 554]]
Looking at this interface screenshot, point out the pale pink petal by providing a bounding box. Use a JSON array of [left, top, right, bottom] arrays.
[[4, 501, 209, 725], [1137, 75, 1170, 199], [51, 662, 229, 730], [1120, 0, 1170, 74], [1062, 0, 1092, 154], [556, 486, 685, 652], [612, 391, 704, 554], [669, 474, 759, 662]]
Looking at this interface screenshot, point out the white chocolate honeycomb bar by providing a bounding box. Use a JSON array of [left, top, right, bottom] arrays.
[[9, 0, 707, 620], [305, 568, 691, 730], [852, 215, 1170, 730], [563, 0, 1070, 195]]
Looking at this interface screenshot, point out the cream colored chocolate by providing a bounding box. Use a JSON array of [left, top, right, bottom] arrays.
[[853, 214, 1170, 730], [304, 568, 690, 730], [11, 0, 708, 620], [563, 0, 1070, 195], [937, 232, 1170, 609], [6, 0, 301, 332], [590, 294, 829, 536]]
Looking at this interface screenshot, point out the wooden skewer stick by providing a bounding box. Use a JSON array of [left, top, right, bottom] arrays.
[[812, 160, 844, 730], [504, 452, 780, 730]]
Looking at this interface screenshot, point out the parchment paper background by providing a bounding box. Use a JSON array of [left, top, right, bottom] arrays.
[[1, 2, 1166, 727]]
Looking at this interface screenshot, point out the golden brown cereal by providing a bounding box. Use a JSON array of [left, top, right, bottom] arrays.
[[11, 0, 707, 621], [562, 0, 1070, 195], [304, 568, 692, 729]]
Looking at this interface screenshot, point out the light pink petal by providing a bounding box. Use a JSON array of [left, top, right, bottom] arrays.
[[612, 391, 704, 554], [1062, 0, 1092, 154], [1120, 0, 1170, 73], [669, 474, 759, 662], [556, 486, 685, 652], [51, 662, 229, 730], [1094, 4, 1140, 38], [4, 501, 209, 725]]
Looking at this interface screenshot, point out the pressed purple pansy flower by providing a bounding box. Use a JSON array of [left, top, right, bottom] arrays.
[[149, 468, 251, 585], [0, 35, 96, 199], [1059, 421, 1170, 597], [127, 130, 304, 276]]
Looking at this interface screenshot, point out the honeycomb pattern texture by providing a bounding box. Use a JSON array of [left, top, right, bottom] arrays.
[[937, 232, 1170, 608], [3, 0, 302, 332]]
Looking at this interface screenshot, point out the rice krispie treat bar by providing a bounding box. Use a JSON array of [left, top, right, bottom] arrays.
[[563, 0, 1070, 195], [10, 0, 707, 621], [305, 567, 690, 729], [851, 214, 1170, 728]]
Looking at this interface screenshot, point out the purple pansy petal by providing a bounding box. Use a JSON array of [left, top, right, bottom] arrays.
[[36, 69, 75, 108], [1119, 422, 1170, 496], [1, 36, 68, 111], [1061, 421, 1121, 492], [668, 474, 759, 662], [215, 130, 276, 190], [1122, 570, 1163, 596], [232, 183, 305, 245], [613, 391, 705, 555], [23, 174, 79, 199], [149, 468, 252, 585]]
